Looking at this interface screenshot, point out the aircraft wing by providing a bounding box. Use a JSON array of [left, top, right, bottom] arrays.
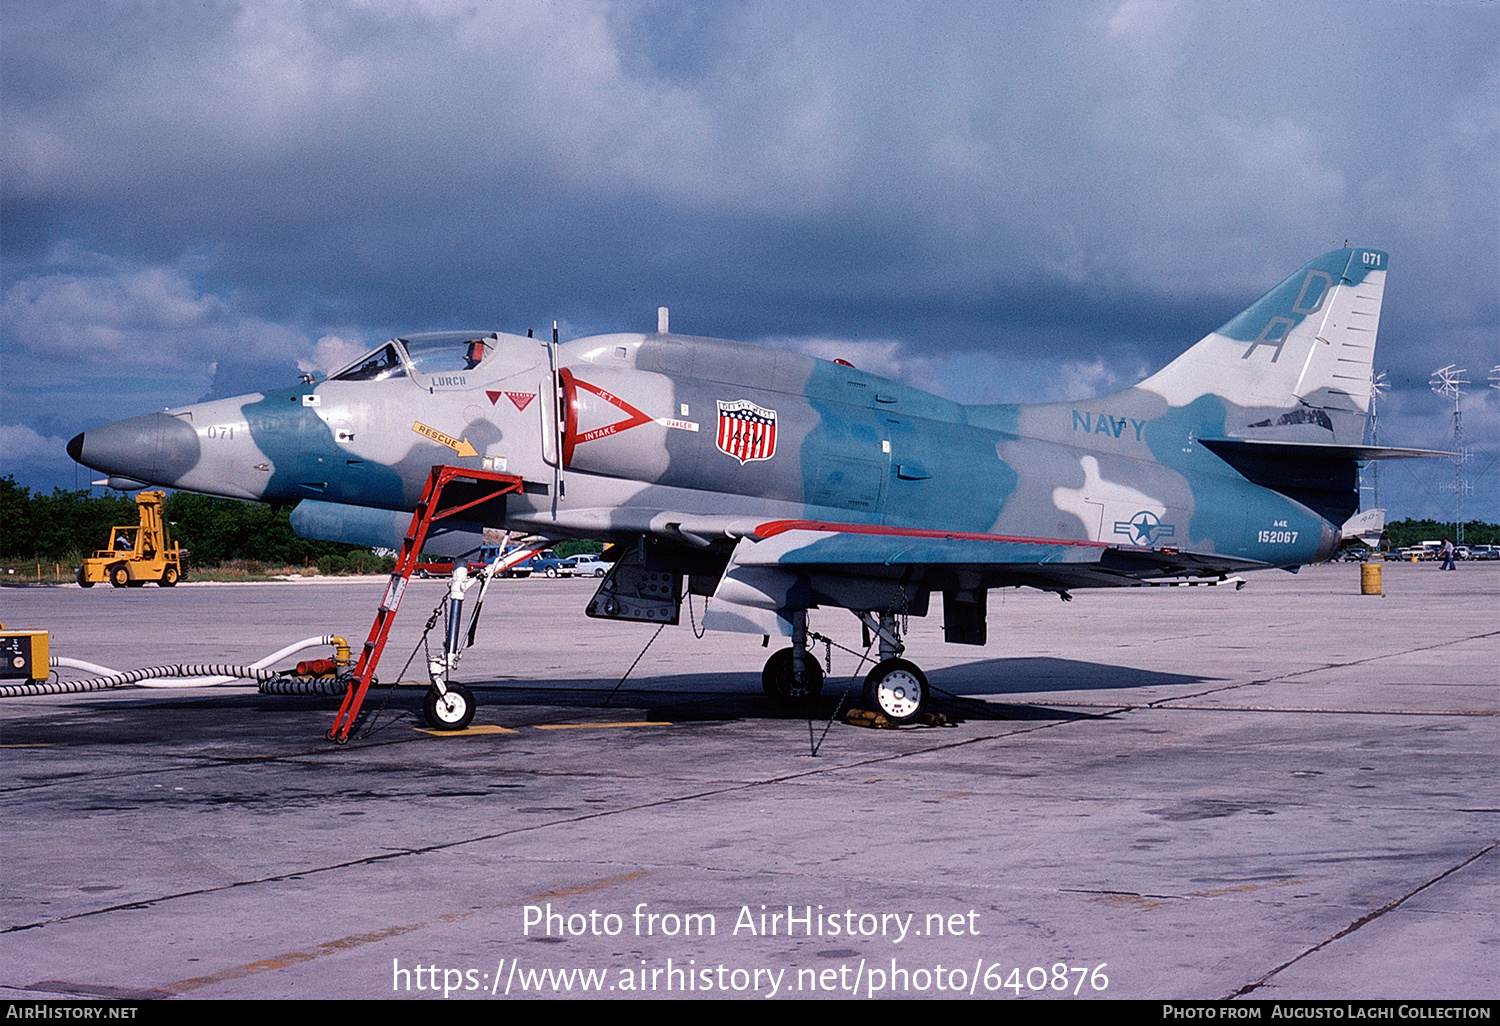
[[699, 519, 1270, 638], [740, 520, 1268, 583]]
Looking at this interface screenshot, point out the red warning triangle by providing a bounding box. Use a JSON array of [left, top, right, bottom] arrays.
[[487, 391, 535, 411]]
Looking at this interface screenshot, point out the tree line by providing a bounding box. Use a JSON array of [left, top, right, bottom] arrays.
[[1383, 518, 1498, 549], [1, 477, 380, 568]]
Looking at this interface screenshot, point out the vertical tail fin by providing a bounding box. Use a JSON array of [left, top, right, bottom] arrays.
[[1138, 248, 1387, 444]]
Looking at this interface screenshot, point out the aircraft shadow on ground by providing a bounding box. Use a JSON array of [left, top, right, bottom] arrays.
[[454, 655, 1219, 724], [928, 656, 1219, 696], [22, 658, 1218, 737]]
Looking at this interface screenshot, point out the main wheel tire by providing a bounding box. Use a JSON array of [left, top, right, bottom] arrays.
[[423, 683, 476, 731], [109, 564, 130, 588], [77, 567, 94, 588], [159, 566, 178, 587], [761, 647, 825, 705], [863, 658, 929, 724]]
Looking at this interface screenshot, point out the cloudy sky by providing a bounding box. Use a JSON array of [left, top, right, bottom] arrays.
[[4, 0, 1497, 522]]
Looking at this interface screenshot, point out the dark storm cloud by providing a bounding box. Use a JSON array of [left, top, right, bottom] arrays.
[[3, 0, 1497, 516]]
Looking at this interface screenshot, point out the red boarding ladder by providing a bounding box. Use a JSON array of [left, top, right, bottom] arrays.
[[329, 465, 525, 743]]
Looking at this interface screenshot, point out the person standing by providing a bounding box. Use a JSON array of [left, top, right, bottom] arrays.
[[1440, 538, 1457, 571]]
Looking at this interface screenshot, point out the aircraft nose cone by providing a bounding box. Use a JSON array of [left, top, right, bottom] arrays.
[[69, 412, 201, 486]]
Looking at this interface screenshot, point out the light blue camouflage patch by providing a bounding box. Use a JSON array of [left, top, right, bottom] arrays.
[[1215, 249, 1387, 344]]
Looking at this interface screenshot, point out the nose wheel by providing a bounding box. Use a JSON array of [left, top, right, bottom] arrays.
[[423, 683, 475, 731], [862, 659, 929, 724]]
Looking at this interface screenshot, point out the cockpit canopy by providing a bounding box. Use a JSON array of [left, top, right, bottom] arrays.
[[330, 332, 504, 383]]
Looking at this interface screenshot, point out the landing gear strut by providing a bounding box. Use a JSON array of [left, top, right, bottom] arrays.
[[762, 609, 824, 705], [856, 611, 929, 724], [424, 566, 480, 731]]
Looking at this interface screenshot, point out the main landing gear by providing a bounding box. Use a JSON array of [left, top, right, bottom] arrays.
[[862, 659, 929, 723], [855, 611, 929, 725], [761, 608, 931, 725], [762, 609, 824, 704]]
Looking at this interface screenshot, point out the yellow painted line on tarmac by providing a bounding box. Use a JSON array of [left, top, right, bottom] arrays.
[[533, 721, 672, 729], [414, 724, 518, 736], [166, 913, 473, 992], [524, 871, 654, 902], [1191, 878, 1315, 898], [166, 874, 652, 992]]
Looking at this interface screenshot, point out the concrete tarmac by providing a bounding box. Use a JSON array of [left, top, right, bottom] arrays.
[[0, 562, 1495, 1001]]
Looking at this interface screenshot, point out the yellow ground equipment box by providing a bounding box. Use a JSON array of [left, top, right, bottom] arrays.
[[0, 630, 50, 683]]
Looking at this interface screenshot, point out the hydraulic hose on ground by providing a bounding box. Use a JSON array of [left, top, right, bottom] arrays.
[[0, 636, 347, 698], [7, 664, 281, 696], [259, 676, 348, 696]]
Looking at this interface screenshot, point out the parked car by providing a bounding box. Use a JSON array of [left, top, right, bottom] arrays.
[[561, 554, 611, 577], [522, 550, 570, 577], [468, 545, 532, 577], [1470, 545, 1499, 561], [417, 546, 535, 578], [414, 557, 456, 578]]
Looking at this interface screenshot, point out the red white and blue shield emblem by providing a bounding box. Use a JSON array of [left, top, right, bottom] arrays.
[[716, 399, 778, 464]]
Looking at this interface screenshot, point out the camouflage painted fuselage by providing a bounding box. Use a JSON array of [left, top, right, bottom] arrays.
[[72, 249, 1402, 639]]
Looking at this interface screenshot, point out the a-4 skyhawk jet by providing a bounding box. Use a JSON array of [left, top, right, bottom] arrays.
[[69, 247, 1437, 729]]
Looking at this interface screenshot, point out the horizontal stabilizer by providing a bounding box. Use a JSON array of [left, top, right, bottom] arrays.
[[1341, 508, 1385, 548]]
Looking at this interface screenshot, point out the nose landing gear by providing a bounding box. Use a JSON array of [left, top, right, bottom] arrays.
[[423, 565, 480, 731]]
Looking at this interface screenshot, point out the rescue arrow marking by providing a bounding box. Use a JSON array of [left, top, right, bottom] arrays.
[[411, 422, 478, 458]]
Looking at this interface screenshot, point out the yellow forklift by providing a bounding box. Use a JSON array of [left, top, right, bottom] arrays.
[[77, 491, 186, 588]]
